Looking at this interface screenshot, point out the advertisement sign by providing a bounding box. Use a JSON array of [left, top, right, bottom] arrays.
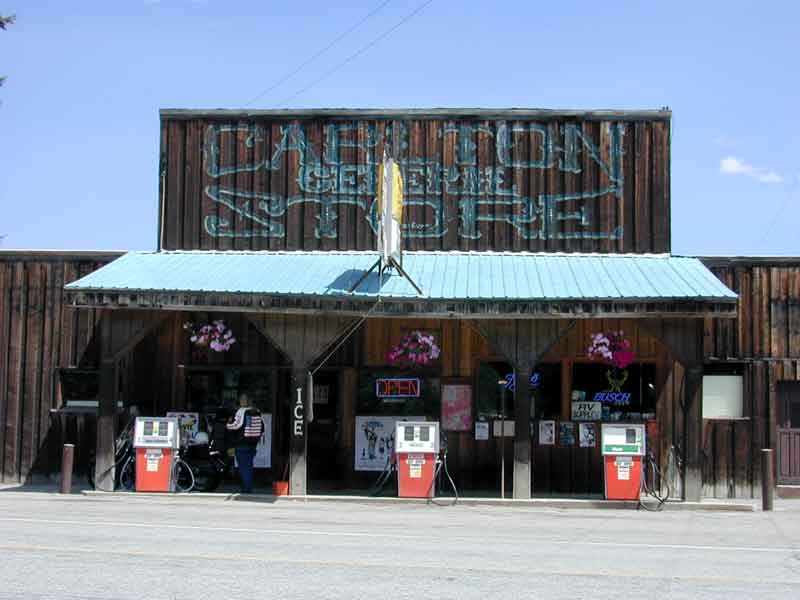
[[579, 423, 597, 448], [571, 401, 602, 421], [253, 414, 273, 469], [475, 421, 489, 441], [441, 384, 473, 431], [559, 422, 576, 446], [166, 412, 200, 445], [538, 420, 555, 445], [355, 415, 423, 471]]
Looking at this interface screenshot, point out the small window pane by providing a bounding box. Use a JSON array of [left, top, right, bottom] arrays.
[[702, 375, 743, 419]]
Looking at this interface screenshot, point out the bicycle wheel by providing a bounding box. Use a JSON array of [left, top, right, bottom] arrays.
[[174, 459, 195, 493], [119, 456, 136, 491]]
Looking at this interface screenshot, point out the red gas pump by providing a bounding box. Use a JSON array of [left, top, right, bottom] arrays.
[[133, 417, 180, 492], [601, 423, 645, 501], [394, 421, 439, 499]]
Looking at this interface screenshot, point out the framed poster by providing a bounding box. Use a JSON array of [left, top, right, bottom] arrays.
[[559, 421, 576, 446], [355, 415, 424, 471], [166, 412, 200, 445], [441, 381, 473, 431], [579, 423, 597, 448], [538, 420, 555, 445], [571, 401, 602, 421]]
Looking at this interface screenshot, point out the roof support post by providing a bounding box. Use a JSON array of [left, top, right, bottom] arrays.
[[469, 319, 576, 499], [247, 314, 361, 497], [513, 361, 533, 500], [92, 310, 169, 492], [640, 318, 705, 502]]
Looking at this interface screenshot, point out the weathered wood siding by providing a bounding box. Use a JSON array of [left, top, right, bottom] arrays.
[[701, 259, 800, 497], [0, 252, 120, 482], [159, 111, 671, 253]]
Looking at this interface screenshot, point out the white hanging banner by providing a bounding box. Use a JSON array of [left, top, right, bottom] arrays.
[[376, 152, 404, 263]]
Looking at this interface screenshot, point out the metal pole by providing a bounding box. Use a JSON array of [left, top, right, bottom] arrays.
[[59, 444, 74, 494], [500, 385, 506, 500], [761, 448, 774, 511]]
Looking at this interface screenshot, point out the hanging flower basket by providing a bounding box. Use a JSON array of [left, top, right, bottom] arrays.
[[386, 330, 441, 368], [586, 330, 634, 369], [183, 320, 236, 353]]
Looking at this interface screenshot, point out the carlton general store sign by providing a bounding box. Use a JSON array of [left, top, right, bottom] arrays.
[[202, 120, 626, 242]]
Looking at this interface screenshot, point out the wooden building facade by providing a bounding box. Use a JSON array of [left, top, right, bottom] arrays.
[[6, 109, 795, 503]]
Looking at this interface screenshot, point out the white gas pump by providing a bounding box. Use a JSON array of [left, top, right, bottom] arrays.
[[394, 421, 439, 498], [133, 417, 180, 492]]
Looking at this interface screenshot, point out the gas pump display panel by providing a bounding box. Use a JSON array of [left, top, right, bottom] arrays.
[[134, 418, 180, 449], [394, 421, 440, 454], [601, 424, 645, 456]]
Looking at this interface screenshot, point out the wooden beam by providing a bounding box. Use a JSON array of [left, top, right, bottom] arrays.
[[247, 314, 360, 496], [469, 319, 576, 499], [640, 318, 705, 501]]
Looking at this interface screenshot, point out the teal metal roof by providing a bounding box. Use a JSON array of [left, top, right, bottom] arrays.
[[64, 251, 737, 303]]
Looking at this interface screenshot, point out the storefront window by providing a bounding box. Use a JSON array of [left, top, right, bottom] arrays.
[[476, 362, 562, 419], [571, 362, 656, 420], [357, 369, 441, 417]]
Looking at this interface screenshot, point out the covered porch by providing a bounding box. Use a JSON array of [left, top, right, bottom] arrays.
[[63, 250, 737, 501]]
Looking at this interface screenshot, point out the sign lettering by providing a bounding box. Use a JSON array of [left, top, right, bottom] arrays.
[[376, 378, 421, 398], [293, 388, 303, 436], [201, 121, 626, 242]]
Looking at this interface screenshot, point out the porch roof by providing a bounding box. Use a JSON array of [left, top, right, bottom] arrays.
[[63, 251, 737, 318]]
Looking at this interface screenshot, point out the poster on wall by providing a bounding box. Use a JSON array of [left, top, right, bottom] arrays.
[[579, 423, 596, 448], [441, 383, 473, 431], [538, 420, 555, 445], [475, 421, 489, 441], [355, 415, 424, 471], [253, 414, 273, 469], [571, 401, 602, 421], [559, 422, 576, 446], [166, 412, 200, 445]]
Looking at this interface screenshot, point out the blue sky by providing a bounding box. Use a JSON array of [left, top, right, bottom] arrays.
[[1, 0, 798, 255]]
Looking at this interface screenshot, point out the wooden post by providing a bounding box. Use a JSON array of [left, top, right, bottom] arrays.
[[289, 367, 308, 496], [683, 367, 704, 502], [59, 444, 74, 494], [761, 448, 774, 511], [94, 360, 116, 492], [513, 363, 532, 499]]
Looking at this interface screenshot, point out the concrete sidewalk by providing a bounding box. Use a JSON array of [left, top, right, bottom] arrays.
[[0, 481, 779, 511]]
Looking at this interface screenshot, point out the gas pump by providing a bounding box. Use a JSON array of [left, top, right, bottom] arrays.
[[133, 417, 180, 492], [601, 423, 646, 501], [394, 421, 439, 498]]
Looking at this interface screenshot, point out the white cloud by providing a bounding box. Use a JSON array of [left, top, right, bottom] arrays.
[[719, 157, 783, 184]]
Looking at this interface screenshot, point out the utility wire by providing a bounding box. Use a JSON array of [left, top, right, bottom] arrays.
[[275, 0, 435, 108], [244, 0, 393, 107], [759, 174, 798, 246]]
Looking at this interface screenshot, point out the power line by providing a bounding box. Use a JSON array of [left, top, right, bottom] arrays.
[[275, 0, 435, 108], [244, 0, 393, 107], [759, 174, 798, 246]]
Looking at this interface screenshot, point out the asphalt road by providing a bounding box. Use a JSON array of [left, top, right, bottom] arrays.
[[0, 491, 799, 599]]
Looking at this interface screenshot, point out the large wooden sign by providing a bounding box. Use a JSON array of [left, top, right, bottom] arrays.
[[160, 110, 670, 253]]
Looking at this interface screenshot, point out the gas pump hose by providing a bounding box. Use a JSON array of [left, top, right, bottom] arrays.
[[427, 448, 459, 507], [639, 450, 670, 512]]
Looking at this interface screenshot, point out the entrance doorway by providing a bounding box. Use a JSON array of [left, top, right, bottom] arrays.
[[777, 381, 800, 484], [308, 370, 340, 491]]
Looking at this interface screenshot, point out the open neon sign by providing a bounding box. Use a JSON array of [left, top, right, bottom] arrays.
[[375, 378, 421, 398]]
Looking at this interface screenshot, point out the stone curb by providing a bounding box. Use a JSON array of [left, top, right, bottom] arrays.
[[79, 490, 755, 512]]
